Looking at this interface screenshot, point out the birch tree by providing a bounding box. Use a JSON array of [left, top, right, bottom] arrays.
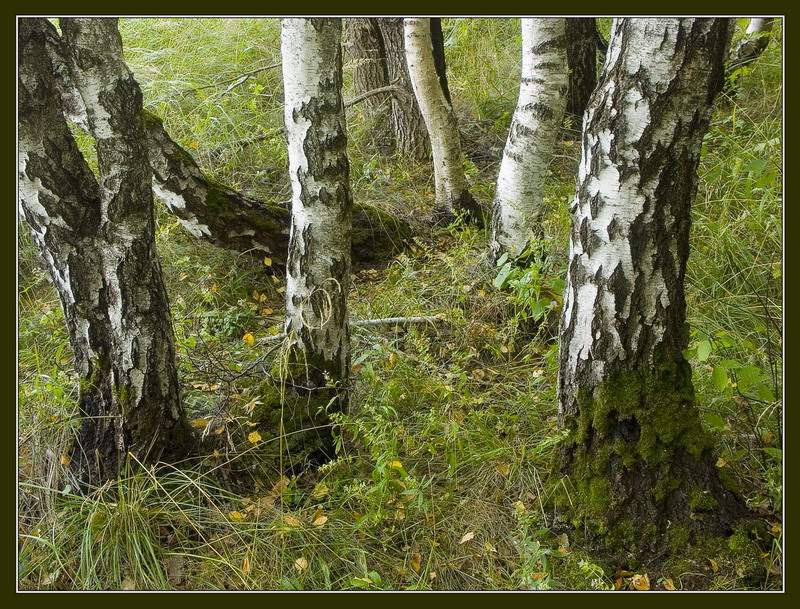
[[555, 18, 743, 554], [404, 17, 482, 223], [490, 19, 568, 260], [280, 18, 352, 457], [19, 18, 192, 485], [37, 17, 405, 265]]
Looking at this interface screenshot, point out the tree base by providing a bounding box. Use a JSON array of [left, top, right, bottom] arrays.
[[433, 191, 486, 227], [552, 360, 747, 560]]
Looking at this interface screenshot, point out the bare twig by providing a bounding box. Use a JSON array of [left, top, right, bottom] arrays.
[[344, 81, 402, 109], [257, 315, 444, 344], [186, 61, 282, 93]]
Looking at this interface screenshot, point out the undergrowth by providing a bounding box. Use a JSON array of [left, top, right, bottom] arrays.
[[17, 18, 782, 590]]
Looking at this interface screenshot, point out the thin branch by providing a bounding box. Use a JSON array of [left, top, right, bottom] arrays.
[[186, 61, 282, 93], [257, 316, 444, 344], [344, 83, 401, 109]]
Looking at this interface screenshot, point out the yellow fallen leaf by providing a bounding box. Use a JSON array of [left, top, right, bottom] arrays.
[[248, 431, 262, 444], [263, 257, 272, 267], [716, 457, 728, 468], [632, 573, 650, 590], [228, 511, 245, 522], [59, 454, 71, 466], [410, 552, 422, 573], [242, 332, 255, 346], [283, 514, 301, 528], [312, 509, 328, 527], [459, 531, 475, 544], [388, 460, 403, 470], [663, 578, 676, 590], [260, 307, 274, 316], [190, 418, 209, 429], [709, 558, 719, 573], [294, 556, 308, 571], [213, 426, 225, 435], [242, 556, 251, 575], [495, 462, 510, 476], [513, 500, 527, 515]]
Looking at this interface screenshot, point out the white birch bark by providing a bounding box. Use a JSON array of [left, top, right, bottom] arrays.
[[404, 17, 482, 222], [281, 18, 352, 393], [490, 18, 568, 260]]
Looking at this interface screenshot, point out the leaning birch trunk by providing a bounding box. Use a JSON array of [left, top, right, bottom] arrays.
[[404, 17, 483, 223], [38, 17, 407, 265], [60, 18, 192, 479], [554, 18, 743, 556], [730, 18, 775, 71], [280, 18, 352, 460], [490, 18, 567, 260]]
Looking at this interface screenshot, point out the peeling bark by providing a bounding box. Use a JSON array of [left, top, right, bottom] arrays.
[[59, 17, 192, 479], [280, 18, 352, 458], [377, 18, 430, 161], [555, 18, 744, 555], [490, 18, 568, 260], [565, 18, 598, 128], [404, 18, 483, 223], [40, 17, 406, 265]]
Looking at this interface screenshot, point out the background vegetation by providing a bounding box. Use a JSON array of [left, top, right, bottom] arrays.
[[17, 18, 783, 590]]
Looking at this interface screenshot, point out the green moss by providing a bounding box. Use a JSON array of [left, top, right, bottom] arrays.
[[667, 523, 691, 553], [552, 358, 719, 552]]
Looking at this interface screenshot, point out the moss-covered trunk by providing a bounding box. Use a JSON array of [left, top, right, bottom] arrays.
[[554, 18, 744, 558]]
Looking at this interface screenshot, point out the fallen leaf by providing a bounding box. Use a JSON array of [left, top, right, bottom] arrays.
[[294, 556, 308, 571], [247, 431, 262, 444], [459, 531, 475, 544], [428, 571, 437, 581], [513, 500, 527, 515], [282, 514, 301, 528], [59, 454, 71, 466], [663, 578, 676, 590], [716, 457, 728, 468], [190, 418, 209, 429], [312, 509, 328, 527], [228, 511, 245, 522], [709, 558, 719, 573], [263, 257, 272, 267], [242, 332, 255, 346], [495, 462, 510, 476], [242, 556, 251, 575], [632, 573, 650, 591], [260, 307, 274, 316], [614, 577, 624, 590], [410, 552, 422, 573], [388, 460, 403, 470]]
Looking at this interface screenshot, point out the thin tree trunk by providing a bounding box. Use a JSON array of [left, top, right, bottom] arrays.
[[555, 18, 743, 556], [490, 18, 568, 261], [404, 17, 483, 223], [40, 17, 407, 265], [377, 18, 430, 161], [343, 18, 393, 153], [730, 17, 775, 72], [564, 18, 598, 128], [280, 18, 352, 459]]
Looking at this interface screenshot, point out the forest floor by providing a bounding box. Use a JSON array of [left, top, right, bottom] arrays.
[[17, 19, 783, 590]]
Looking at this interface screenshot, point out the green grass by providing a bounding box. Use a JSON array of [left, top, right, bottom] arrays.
[[18, 18, 782, 590]]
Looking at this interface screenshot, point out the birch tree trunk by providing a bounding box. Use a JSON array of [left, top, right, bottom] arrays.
[[555, 18, 743, 555], [19, 18, 192, 485], [404, 18, 483, 223], [378, 18, 430, 161], [60, 17, 192, 479], [564, 18, 598, 128], [280, 18, 352, 459], [490, 18, 568, 260], [38, 16, 406, 265]]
